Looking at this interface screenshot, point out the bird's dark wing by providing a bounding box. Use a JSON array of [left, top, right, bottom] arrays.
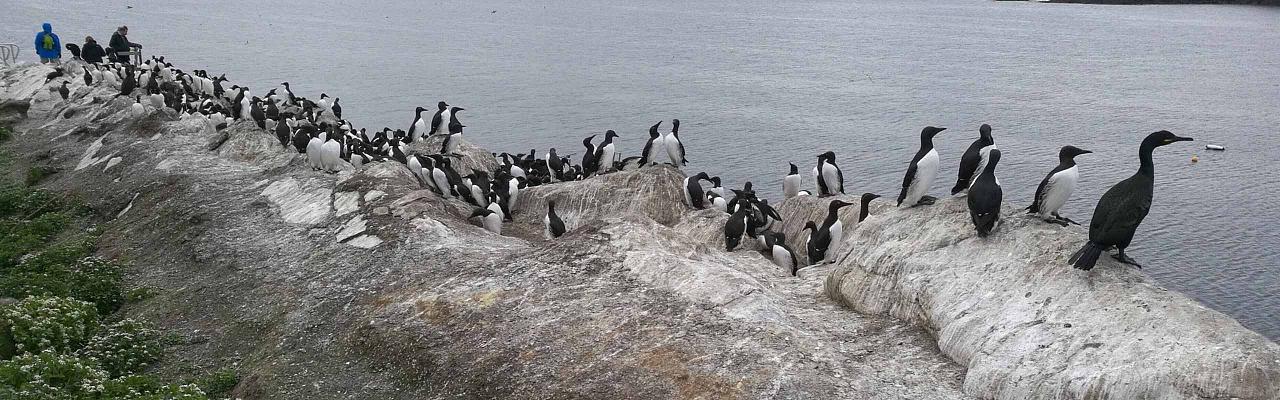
[[1089, 176, 1152, 246], [677, 138, 688, 164], [835, 166, 845, 193], [1028, 171, 1053, 213], [430, 112, 443, 133], [641, 138, 655, 163], [953, 145, 981, 194], [898, 161, 918, 205]]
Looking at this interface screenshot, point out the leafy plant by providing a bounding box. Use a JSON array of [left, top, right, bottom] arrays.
[[77, 318, 163, 378], [1, 296, 99, 356], [0, 351, 109, 399], [1, 252, 123, 315], [104, 375, 209, 400], [197, 368, 239, 396]]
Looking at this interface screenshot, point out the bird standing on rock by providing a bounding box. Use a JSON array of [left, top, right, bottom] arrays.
[[1028, 146, 1092, 226], [953, 124, 996, 195], [806, 199, 854, 264], [898, 126, 947, 207], [1070, 131, 1193, 271], [663, 119, 687, 167], [967, 149, 1003, 237], [815, 151, 844, 197]]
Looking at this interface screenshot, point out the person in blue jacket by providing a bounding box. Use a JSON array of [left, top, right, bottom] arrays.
[[34, 22, 61, 64]]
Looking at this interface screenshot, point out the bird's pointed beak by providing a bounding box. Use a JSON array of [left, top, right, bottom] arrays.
[[1175, 136, 1194, 142]]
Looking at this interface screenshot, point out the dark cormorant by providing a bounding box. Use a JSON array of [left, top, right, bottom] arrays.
[[1069, 131, 1193, 270]]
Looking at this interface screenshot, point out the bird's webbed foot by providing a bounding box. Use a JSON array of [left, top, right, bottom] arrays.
[[917, 195, 937, 206], [1112, 251, 1143, 269], [1053, 213, 1081, 226]]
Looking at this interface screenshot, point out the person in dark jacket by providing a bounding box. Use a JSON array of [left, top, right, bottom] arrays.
[[34, 22, 61, 63], [81, 36, 106, 63], [108, 26, 141, 63]]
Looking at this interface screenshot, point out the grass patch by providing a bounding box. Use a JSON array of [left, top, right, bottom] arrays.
[[0, 134, 228, 397], [24, 165, 59, 187]]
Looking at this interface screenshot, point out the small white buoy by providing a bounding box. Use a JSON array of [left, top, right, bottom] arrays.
[[1205, 144, 1225, 151]]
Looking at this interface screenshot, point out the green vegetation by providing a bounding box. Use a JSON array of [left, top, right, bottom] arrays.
[[0, 125, 236, 398]]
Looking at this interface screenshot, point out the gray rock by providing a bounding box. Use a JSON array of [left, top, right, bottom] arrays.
[[817, 197, 1280, 399]]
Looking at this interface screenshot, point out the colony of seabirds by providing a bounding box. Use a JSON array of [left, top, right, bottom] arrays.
[[42, 57, 1194, 276]]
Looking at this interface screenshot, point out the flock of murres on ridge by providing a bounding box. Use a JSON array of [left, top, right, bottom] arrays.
[[38, 55, 1194, 276]]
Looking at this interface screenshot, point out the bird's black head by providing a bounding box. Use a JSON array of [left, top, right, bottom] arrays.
[[922, 126, 946, 139], [583, 134, 597, 144], [671, 119, 680, 133], [743, 181, 753, 192], [803, 221, 818, 231], [979, 124, 992, 141], [605, 130, 618, 139], [468, 208, 491, 219], [695, 172, 710, 181], [649, 122, 661, 137], [416, 106, 426, 113], [438, 101, 448, 110], [819, 151, 835, 161], [858, 193, 881, 222], [1144, 130, 1193, 148], [860, 192, 881, 206], [450, 106, 464, 113], [1060, 145, 1091, 160], [547, 199, 557, 209], [788, 162, 798, 175], [829, 199, 854, 211]]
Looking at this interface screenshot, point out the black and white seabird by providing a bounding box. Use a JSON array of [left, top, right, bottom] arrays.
[[724, 206, 752, 251], [469, 208, 502, 234], [1028, 146, 1092, 226], [429, 101, 450, 137], [580, 134, 599, 176], [1069, 131, 1193, 270], [663, 119, 687, 167], [815, 151, 844, 197], [683, 172, 710, 209], [595, 130, 619, 174], [858, 193, 881, 223], [967, 149, 1003, 237], [640, 121, 662, 166], [763, 231, 801, 276], [545, 200, 566, 239], [784, 163, 802, 199], [806, 200, 854, 264], [952, 124, 996, 195], [439, 107, 465, 155], [898, 126, 947, 207], [408, 106, 427, 142]]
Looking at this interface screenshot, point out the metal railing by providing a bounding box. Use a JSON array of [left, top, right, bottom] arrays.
[[107, 48, 142, 65], [0, 43, 19, 66]]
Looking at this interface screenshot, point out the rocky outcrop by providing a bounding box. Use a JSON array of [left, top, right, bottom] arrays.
[[1, 62, 967, 399], [808, 195, 1280, 399], [3, 61, 1276, 400]]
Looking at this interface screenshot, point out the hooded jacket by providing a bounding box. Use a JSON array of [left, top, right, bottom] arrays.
[[34, 23, 61, 59], [109, 31, 134, 54], [82, 39, 106, 63]]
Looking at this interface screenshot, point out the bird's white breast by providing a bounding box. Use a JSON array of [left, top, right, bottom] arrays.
[[1040, 166, 1079, 215]]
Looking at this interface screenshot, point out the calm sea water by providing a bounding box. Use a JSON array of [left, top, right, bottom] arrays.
[[4, 0, 1278, 340]]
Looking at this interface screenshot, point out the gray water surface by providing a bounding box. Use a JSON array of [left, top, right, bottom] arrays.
[[4, 0, 1277, 340]]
